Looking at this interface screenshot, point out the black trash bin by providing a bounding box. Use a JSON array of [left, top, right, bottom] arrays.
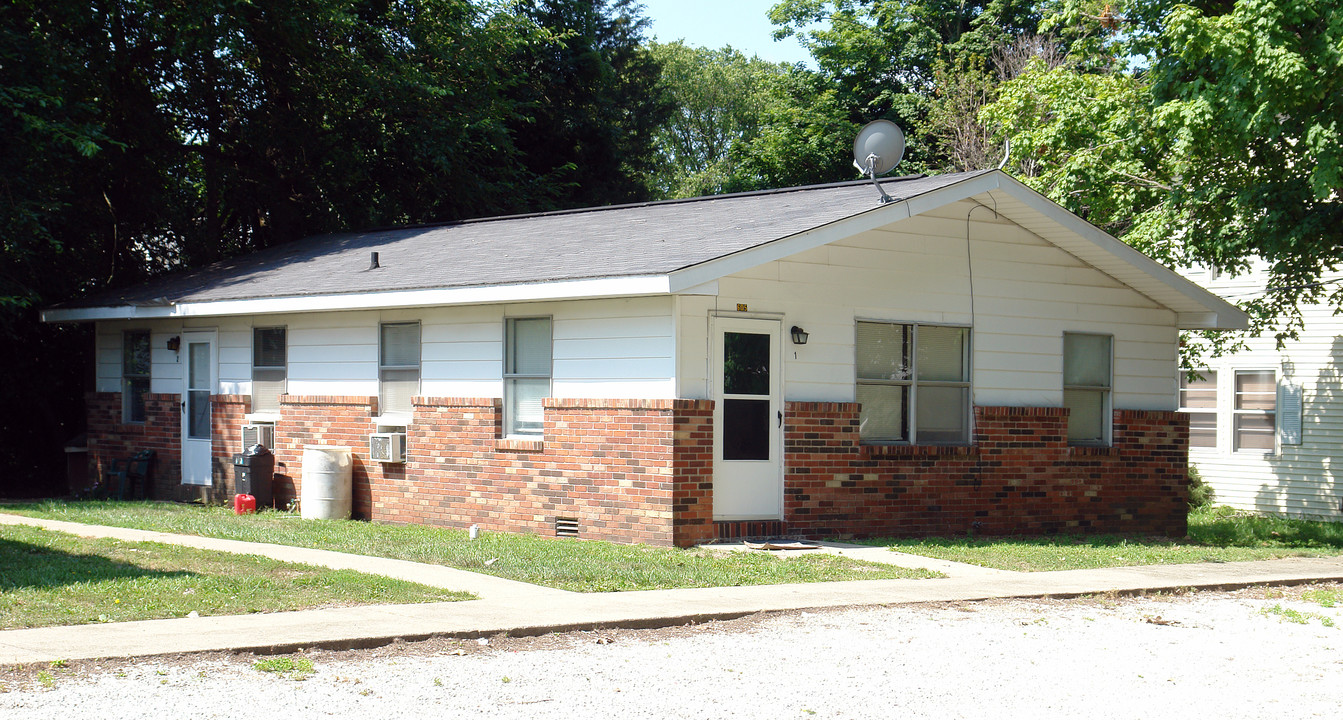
[[233, 444, 275, 509]]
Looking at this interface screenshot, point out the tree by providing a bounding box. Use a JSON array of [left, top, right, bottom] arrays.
[[505, 0, 673, 207], [647, 42, 789, 198], [985, 0, 1343, 343]]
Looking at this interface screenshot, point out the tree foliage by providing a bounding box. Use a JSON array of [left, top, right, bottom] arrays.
[[985, 0, 1343, 344], [0, 0, 668, 491]]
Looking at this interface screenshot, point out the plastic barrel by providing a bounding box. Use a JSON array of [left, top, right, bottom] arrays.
[[300, 445, 353, 519]]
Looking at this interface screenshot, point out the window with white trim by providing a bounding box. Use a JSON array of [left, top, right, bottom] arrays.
[[504, 317, 552, 437], [379, 322, 420, 417], [1179, 370, 1218, 449], [1063, 332, 1112, 446], [122, 330, 151, 423], [251, 327, 286, 413], [856, 321, 970, 445], [1233, 370, 1276, 452]]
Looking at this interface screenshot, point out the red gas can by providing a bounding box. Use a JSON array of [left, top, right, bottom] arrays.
[[234, 493, 256, 515]]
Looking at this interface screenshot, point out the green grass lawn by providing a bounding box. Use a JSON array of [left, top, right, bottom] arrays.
[[0, 523, 472, 629], [0, 501, 939, 591], [875, 506, 1343, 572]]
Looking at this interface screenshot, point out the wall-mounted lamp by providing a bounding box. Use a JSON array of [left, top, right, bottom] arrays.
[[790, 326, 809, 345], [166, 335, 181, 353]]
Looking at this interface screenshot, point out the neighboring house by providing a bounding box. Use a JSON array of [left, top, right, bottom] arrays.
[[1179, 264, 1343, 520], [43, 169, 1246, 546]]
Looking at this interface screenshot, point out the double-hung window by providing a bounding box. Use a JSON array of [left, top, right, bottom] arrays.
[[1179, 371, 1218, 449], [122, 330, 151, 423], [379, 322, 420, 417], [504, 317, 552, 437], [251, 327, 287, 413], [856, 322, 970, 445], [1233, 370, 1276, 452], [1063, 332, 1112, 446]]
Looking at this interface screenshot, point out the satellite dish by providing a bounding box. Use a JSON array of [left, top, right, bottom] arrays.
[[852, 119, 906, 204], [853, 119, 905, 176]]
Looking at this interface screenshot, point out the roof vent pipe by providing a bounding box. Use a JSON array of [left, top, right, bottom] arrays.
[[369, 252, 380, 270]]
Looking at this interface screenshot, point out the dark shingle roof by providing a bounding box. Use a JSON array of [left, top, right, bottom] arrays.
[[64, 171, 989, 309]]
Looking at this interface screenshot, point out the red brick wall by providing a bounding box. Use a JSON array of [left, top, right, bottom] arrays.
[[86, 391, 181, 498], [209, 395, 250, 501], [784, 403, 1189, 539], [273, 395, 390, 517]]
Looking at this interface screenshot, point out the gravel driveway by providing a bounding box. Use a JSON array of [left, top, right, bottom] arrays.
[[4, 585, 1341, 719]]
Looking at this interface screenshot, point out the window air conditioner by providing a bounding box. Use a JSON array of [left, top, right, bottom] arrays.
[[241, 423, 275, 452], [369, 432, 407, 464]]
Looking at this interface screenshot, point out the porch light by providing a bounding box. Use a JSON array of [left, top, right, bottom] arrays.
[[166, 335, 181, 353], [790, 326, 809, 345]]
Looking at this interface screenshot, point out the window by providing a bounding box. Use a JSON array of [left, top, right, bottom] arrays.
[[1063, 332, 1112, 446], [379, 322, 420, 417], [856, 322, 970, 445], [504, 317, 552, 437], [1179, 371, 1218, 449], [251, 327, 286, 413], [1234, 370, 1276, 452], [122, 330, 151, 423]]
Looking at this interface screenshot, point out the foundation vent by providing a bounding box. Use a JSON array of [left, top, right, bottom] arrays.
[[555, 517, 579, 537]]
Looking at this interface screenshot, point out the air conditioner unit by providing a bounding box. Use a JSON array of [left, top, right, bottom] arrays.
[[241, 423, 275, 452], [369, 432, 407, 463]]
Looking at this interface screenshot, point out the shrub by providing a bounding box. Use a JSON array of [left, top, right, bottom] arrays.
[[1187, 464, 1216, 509]]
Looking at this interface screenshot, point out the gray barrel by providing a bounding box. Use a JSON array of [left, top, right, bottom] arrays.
[[300, 445, 353, 519]]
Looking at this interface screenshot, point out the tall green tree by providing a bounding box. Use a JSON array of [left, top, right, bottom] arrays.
[[986, 0, 1343, 342], [506, 0, 672, 207], [647, 42, 789, 198]]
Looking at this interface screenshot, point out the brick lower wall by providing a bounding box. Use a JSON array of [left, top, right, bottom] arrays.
[[86, 391, 1188, 544], [86, 392, 182, 499], [784, 403, 1189, 539]]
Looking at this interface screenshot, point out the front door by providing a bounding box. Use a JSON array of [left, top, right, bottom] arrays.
[[711, 317, 783, 520], [181, 331, 216, 486]]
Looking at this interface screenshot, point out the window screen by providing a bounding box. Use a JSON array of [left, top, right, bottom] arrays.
[[379, 322, 420, 416], [857, 322, 969, 445], [505, 317, 551, 437], [252, 327, 286, 413], [1063, 333, 1111, 446], [122, 330, 151, 423]]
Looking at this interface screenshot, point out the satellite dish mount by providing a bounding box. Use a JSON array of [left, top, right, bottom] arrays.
[[852, 120, 906, 204]]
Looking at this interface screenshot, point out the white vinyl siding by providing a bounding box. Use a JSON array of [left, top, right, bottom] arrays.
[[1181, 265, 1343, 520], [681, 199, 1178, 412]]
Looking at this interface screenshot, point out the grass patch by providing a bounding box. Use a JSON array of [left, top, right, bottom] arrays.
[[1261, 605, 1336, 627], [1, 500, 939, 591], [869, 506, 1343, 572], [253, 656, 315, 680], [0, 523, 472, 630]]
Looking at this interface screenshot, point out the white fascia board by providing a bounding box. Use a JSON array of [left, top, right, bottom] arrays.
[[43, 275, 672, 323], [667, 172, 1003, 292], [994, 173, 1250, 330]]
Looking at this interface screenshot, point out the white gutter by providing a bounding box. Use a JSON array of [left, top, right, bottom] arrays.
[[42, 275, 673, 323]]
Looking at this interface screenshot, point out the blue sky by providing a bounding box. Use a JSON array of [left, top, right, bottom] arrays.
[[636, 0, 813, 65]]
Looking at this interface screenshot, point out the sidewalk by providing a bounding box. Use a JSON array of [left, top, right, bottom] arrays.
[[4, 513, 1343, 665]]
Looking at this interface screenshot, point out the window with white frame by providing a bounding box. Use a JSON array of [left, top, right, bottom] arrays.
[[504, 317, 552, 437], [1233, 370, 1276, 452], [122, 330, 151, 423], [1063, 332, 1112, 446], [856, 322, 971, 445], [379, 322, 420, 417], [1179, 370, 1218, 449], [251, 327, 286, 413]]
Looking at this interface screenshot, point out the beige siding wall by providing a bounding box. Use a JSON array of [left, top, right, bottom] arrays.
[[677, 199, 1180, 410], [1184, 267, 1343, 519]]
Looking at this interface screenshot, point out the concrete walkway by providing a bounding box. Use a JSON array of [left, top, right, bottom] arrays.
[[4, 513, 1343, 665]]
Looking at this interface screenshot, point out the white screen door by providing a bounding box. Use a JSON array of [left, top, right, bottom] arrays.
[[711, 317, 783, 520], [181, 331, 216, 486]]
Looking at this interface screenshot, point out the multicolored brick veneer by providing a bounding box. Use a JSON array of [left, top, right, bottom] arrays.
[[784, 403, 1189, 539], [85, 391, 181, 499]]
